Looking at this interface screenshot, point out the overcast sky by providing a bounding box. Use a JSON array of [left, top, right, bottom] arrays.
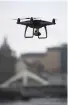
[[0, 0, 67, 56]]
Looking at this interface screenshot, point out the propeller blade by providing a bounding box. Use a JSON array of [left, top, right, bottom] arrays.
[[12, 17, 41, 20], [12, 18, 20, 20], [20, 17, 40, 19], [20, 17, 32, 19], [25, 18, 31, 19], [12, 19, 18, 20], [33, 18, 37, 19], [20, 18, 30, 20]]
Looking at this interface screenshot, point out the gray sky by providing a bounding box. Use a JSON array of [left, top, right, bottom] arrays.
[[0, 1, 67, 56]]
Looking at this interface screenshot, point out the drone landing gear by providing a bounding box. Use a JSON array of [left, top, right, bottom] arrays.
[[38, 27, 47, 39], [24, 26, 34, 38]]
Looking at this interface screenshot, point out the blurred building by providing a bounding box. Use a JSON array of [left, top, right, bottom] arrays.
[[21, 53, 45, 63], [42, 44, 67, 73], [19, 43, 67, 74], [15, 43, 67, 85], [0, 37, 17, 84], [41, 47, 61, 73], [19, 53, 45, 75], [60, 44, 67, 73]]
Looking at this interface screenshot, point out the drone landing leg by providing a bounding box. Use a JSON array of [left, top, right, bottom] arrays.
[[24, 26, 34, 38], [38, 27, 47, 39], [45, 26, 47, 38], [33, 27, 34, 35]]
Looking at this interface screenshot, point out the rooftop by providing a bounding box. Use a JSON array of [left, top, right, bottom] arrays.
[[21, 53, 46, 57]]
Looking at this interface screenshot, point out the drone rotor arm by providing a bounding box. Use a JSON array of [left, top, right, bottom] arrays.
[[24, 26, 28, 37]]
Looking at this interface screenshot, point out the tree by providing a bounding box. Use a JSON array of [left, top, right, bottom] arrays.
[[0, 37, 17, 84]]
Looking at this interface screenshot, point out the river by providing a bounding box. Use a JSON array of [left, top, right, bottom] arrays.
[[0, 98, 66, 105]]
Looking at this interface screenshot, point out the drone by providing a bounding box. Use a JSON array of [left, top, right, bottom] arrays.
[[13, 17, 56, 39]]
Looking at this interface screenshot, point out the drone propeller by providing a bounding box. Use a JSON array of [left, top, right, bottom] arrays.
[[12, 18, 18, 20], [19, 17, 39, 20], [12, 18, 23, 20], [12, 17, 40, 20], [25, 17, 37, 19]]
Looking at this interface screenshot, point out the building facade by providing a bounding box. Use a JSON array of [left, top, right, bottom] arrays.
[[20, 44, 67, 73], [41, 48, 61, 72]]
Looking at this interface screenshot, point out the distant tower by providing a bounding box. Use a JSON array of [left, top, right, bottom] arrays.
[[0, 37, 12, 56]]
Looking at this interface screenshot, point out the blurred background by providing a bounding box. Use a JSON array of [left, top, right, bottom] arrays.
[[0, 37, 67, 86], [0, 1, 67, 105]]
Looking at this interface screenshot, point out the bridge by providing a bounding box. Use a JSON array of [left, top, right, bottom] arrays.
[[0, 69, 50, 88]]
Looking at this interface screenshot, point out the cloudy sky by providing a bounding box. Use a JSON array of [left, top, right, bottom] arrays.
[[0, 0, 67, 56]]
